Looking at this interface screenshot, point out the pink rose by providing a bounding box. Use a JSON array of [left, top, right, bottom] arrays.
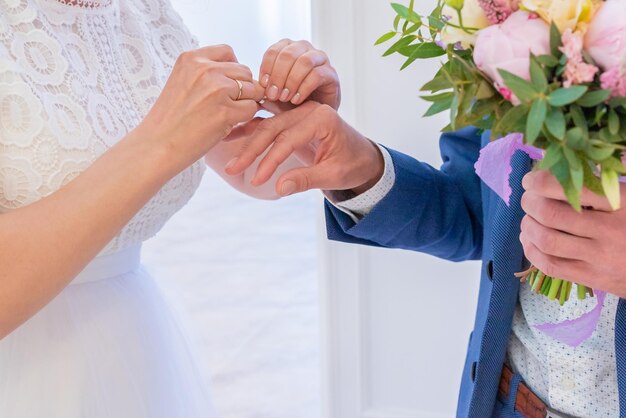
[[585, 0, 626, 71], [474, 11, 551, 104]]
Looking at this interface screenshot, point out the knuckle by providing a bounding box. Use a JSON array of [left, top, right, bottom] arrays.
[[177, 50, 196, 66], [542, 260, 559, 278], [274, 131, 291, 146], [537, 200, 557, 225], [217, 44, 235, 55], [300, 173, 311, 191], [536, 231, 557, 254], [297, 40, 313, 48], [257, 117, 278, 133], [299, 53, 316, 68]]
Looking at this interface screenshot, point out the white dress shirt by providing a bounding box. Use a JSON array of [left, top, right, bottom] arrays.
[[329, 146, 619, 417]]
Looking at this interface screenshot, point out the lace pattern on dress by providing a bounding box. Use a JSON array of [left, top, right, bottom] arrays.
[[0, 0, 205, 255]]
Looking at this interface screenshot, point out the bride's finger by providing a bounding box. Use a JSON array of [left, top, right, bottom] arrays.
[[229, 79, 265, 102]]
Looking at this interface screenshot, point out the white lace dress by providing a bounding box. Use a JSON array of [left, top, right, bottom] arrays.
[[0, 0, 216, 416]]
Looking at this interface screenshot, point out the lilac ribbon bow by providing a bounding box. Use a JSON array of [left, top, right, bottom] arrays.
[[474, 132, 603, 347]]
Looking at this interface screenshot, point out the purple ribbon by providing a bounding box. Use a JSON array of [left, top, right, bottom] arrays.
[[474, 132, 604, 347]]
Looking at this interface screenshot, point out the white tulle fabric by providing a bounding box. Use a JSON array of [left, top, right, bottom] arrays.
[[0, 1, 216, 417]]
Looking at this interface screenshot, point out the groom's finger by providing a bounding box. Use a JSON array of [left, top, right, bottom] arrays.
[[225, 101, 318, 175], [251, 105, 330, 186], [259, 39, 292, 86], [275, 163, 335, 196]]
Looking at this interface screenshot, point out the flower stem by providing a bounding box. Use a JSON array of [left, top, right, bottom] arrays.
[[548, 278, 563, 300]]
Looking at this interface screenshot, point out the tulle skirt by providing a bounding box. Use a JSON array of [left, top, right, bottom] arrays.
[[0, 245, 216, 418]]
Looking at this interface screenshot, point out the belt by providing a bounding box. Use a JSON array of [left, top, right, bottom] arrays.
[[70, 244, 142, 285], [499, 365, 576, 418]]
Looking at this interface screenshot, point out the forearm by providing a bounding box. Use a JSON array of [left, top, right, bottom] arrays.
[[0, 128, 178, 338], [326, 146, 484, 261]]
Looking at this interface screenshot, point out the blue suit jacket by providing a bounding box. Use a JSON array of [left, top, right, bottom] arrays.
[[324, 127, 626, 417]]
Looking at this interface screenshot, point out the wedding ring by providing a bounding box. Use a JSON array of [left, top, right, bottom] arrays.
[[235, 79, 244, 101]]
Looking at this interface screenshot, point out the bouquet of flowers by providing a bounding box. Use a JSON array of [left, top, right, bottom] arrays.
[[379, 0, 626, 307]]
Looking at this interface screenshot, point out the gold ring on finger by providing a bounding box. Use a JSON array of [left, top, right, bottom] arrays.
[[235, 79, 244, 101]]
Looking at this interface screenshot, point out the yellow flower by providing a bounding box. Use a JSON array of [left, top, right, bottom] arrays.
[[521, 0, 601, 32], [441, 0, 491, 46]]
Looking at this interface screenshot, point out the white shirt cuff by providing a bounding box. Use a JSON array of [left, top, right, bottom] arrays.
[[326, 144, 396, 221]]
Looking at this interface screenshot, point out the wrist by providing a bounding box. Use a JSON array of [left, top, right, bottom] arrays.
[[351, 140, 384, 196], [125, 124, 184, 183]]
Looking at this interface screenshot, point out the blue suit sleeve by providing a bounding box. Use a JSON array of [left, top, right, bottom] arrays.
[[325, 127, 484, 262]]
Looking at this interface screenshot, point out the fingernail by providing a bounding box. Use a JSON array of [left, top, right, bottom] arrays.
[[261, 74, 270, 87], [225, 158, 238, 172], [280, 88, 290, 102], [280, 180, 297, 196], [291, 92, 301, 104], [268, 85, 279, 101]]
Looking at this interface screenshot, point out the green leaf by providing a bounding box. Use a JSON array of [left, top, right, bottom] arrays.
[[494, 103, 529, 135], [537, 143, 563, 171], [550, 22, 562, 57], [565, 127, 585, 150], [375, 31, 397, 46], [569, 105, 589, 137], [609, 109, 620, 135], [552, 158, 581, 211], [585, 145, 616, 161], [498, 69, 539, 103], [577, 89, 611, 107], [530, 57, 548, 92], [424, 95, 453, 116], [450, 92, 460, 130], [601, 167, 621, 210], [427, 15, 445, 31], [545, 108, 566, 139], [536, 54, 560, 68], [421, 75, 452, 92], [391, 3, 421, 23], [548, 86, 588, 107], [393, 15, 401, 31], [601, 156, 626, 174], [563, 147, 582, 171], [400, 42, 446, 68], [526, 99, 547, 144], [403, 23, 421, 34], [421, 92, 454, 102], [383, 35, 415, 57], [582, 161, 604, 196]]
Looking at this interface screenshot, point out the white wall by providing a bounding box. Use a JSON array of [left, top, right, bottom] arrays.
[[313, 1, 482, 417]]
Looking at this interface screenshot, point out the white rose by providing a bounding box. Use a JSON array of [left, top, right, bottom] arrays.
[[440, 0, 491, 47]]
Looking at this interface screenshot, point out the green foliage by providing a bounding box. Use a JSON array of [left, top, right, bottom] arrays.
[[378, 0, 626, 212]]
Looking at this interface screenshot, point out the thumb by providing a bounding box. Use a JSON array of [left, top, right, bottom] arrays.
[[276, 165, 330, 197]]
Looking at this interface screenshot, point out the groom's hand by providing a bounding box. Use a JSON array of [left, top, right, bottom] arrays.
[[225, 102, 383, 197], [520, 170, 626, 297], [259, 39, 341, 110]]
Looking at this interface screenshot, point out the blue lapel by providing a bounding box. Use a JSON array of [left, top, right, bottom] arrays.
[[470, 150, 530, 416]]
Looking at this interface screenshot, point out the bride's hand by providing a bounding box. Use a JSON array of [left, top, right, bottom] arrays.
[[259, 39, 341, 110], [138, 44, 265, 171]]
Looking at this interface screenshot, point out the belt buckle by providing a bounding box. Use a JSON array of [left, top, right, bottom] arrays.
[[545, 406, 576, 418]]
